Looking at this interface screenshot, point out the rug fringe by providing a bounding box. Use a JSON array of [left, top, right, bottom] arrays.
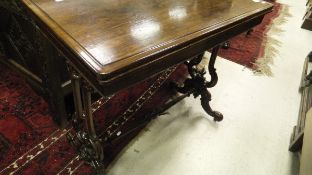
[[253, 4, 292, 76], [198, 3, 292, 76]]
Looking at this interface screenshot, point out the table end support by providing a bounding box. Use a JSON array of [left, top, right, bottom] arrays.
[[175, 46, 223, 121], [66, 64, 105, 170]]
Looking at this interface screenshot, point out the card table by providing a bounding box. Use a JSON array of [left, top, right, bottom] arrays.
[[21, 0, 273, 172]]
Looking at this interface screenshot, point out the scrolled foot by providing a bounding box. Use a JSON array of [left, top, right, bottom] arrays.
[[200, 88, 223, 122], [200, 98, 223, 122], [211, 111, 223, 122], [66, 131, 104, 169]]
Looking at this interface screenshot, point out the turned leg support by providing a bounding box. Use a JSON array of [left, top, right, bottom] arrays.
[[65, 64, 177, 172], [175, 45, 223, 121], [66, 64, 104, 170]]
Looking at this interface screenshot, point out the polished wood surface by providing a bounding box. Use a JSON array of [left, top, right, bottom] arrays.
[[22, 0, 272, 95]]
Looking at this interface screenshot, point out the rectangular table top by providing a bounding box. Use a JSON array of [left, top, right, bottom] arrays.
[[22, 0, 272, 95]]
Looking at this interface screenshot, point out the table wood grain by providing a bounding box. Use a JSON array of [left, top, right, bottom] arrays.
[[22, 0, 273, 95]]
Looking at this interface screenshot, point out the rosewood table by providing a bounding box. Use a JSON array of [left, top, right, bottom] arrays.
[[21, 0, 273, 172]]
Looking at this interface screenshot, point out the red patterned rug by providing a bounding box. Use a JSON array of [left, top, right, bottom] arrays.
[[0, 62, 187, 175], [0, 62, 85, 175], [218, 0, 289, 75]]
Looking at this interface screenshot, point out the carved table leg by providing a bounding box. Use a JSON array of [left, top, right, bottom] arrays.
[[70, 69, 84, 130], [65, 64, 177, 173], [66, 65, 104, 170], [175, 46, 223, 121]]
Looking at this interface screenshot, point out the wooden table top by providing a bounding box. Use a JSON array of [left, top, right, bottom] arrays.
[[22, 0, 272, 95]]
